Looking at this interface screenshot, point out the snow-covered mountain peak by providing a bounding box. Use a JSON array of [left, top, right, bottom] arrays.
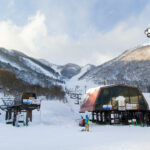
[[59, 63, 81, 79], [120, 45, 150, 61], [0, 48, 63, 87], [76, 45, 150, 92]]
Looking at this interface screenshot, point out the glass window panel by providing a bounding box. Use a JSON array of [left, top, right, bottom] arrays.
[[95, 85, 148, 110], [99, 88, 111, 105], [130, 96, 138, 104], [139, 95, 144, 104]]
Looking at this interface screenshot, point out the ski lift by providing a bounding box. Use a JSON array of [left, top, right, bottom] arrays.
[[144, 27, 150, 38]]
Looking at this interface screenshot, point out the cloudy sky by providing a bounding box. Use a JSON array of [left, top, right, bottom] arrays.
[[0, 0, 150, 66]]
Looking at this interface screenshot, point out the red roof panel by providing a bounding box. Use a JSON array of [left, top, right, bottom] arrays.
[[80, 87, 100, 112]]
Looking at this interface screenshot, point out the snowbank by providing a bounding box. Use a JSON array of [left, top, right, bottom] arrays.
[[32, 100, 78, 126]]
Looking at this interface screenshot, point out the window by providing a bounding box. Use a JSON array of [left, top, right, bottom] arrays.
[[128, 88, 139, 104], [96, 88, 112, 107], [111, 86, 130, 103]]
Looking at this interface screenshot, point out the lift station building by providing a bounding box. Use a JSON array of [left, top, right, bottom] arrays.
[[80, 84, 150, 125]]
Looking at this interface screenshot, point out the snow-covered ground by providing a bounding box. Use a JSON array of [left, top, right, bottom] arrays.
[[0, 123, 150, 150], [0, 93, 150, 150]]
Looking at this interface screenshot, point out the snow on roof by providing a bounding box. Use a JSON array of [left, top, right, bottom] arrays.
[[80, 86, 102, 105], [143, 93, 150, 107], [85, 84, 116, 94], [86, 86, 100, 94]]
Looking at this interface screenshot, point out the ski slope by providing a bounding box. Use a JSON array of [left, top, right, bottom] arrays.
[[0, 94, 150, 150], [0, 54, 21, 70], [66, 65, 98, 95], [22, 58, 58, 79], [0, 117, 150, 150]]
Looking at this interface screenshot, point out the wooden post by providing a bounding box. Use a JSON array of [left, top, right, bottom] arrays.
[[8, 111, 11, 120], [26, 110, 32, 125], [103, 112, 105, 123], [96, 112, 99, 122], [5, 111, 8, 120], [92, 112, 94, 121], [109, 111, 111, 124], [100, 112, 103, 122], [13, 108, 17, 126]]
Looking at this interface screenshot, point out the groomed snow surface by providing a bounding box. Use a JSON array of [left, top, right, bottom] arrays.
[[1, 123, 150, 150], [0, 97, 150, 150]]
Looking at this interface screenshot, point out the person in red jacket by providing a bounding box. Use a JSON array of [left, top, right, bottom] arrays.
[[79, 115, 85, 127]]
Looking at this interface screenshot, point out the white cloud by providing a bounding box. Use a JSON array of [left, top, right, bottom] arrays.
[[0, 12, 47, 56], [0, 3, 149, 66]]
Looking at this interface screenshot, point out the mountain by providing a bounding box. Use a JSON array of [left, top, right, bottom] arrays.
[[58, 63, 81, 79], [38, 59, 62, 77], [2, 44, 150, 93], [39, 60, 81, 79], [79, 45, 150, 92], [65, 64, 96, 94], [66, 64, 95, 82], [0, 48, 63, 87]]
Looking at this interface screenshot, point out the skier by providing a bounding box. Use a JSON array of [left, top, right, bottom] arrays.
[[85, 114, 90, 131], [79, 115, 85, 127]]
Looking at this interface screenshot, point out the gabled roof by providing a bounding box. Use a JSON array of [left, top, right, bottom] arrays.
[[80, 84, 149, 112]]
